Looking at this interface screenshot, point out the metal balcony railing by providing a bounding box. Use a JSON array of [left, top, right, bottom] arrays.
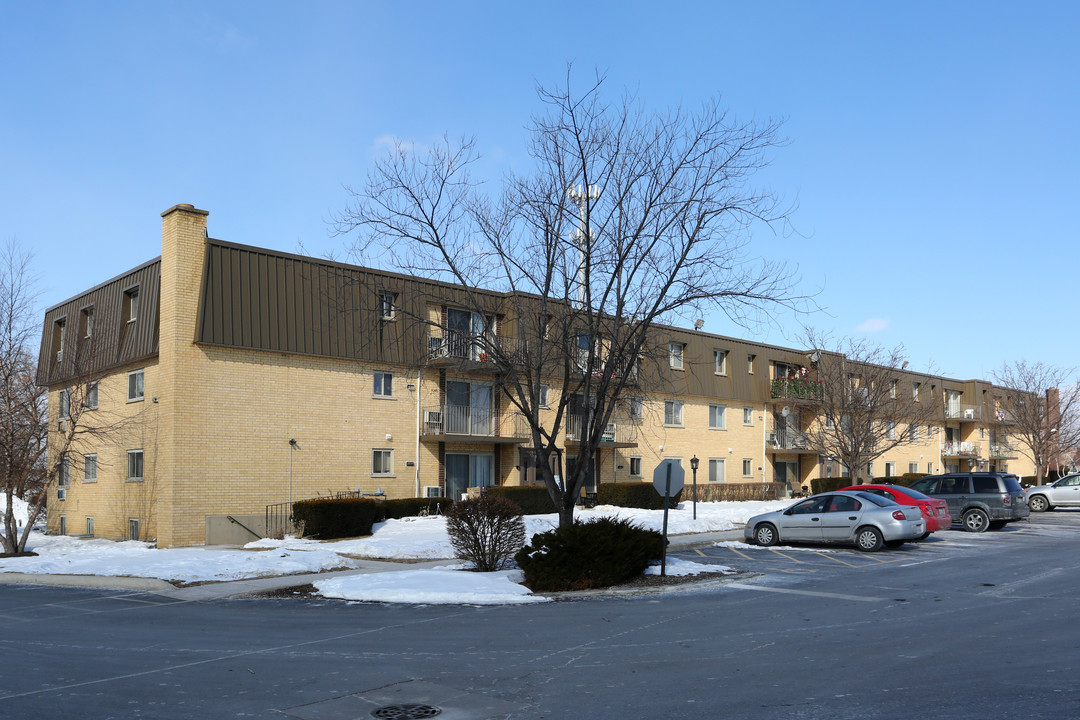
[[422, 404, 528, 438], [769, 430, 811, 450], [770, 377, 824, 402], [566, 414, 618, 443], [941, 441, 981, 458], [945, 404, 983, 421]]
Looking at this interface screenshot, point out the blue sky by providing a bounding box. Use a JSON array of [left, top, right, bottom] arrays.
[[2, 1, 1076, 380]]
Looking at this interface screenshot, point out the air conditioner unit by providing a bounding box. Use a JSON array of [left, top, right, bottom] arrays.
[[767, 432, 778, 444], [57, 488, 66, 501], [963, 409, 975, 419], [604, 422, 617, 436], [425, 410, 443, 424], [423, 485, 442, 498]]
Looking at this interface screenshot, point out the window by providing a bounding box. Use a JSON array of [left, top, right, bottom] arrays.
[[379, 292, 397, 320], [910, 423, 918, 441], [825, 415, 835, 430], [80, 306, 94, 339], [927, 462, 934, 474], [373, 371, 393, 397], [59, 515, 66, 535], [743, 407, 753, 426], [58, 457, 70, 487], [372, 449, 393, 476], [742, 458, 753, 477], [909, 462, 919, 473], [628, 397, 643, 419], [885, 462, 895, 477], [86, 517, 94, 536], [714, 350, 728, 375], [775, 361, 797, 380], [84, 454, 97, 483], [708, 458, 725, 483], [84, 381, 98, 410], [709, 404, 726, 429], [128, 369, 144, 402], [664, 400, 683, 426], [52, 317, 66, 364], [979, 427, 985, 440], [538, 384, 550, 408], [127, 450, 144, 481], [866, 461, 873, 477], [890, 380, 898, 399], [123, 286, 139, 323], [59, 388, 71, 419], [629, 456, 642, 477], [129, 518, 140, 541], [913, 382, 921, 401], [886, 421, 896, 440], [824, 457, 834, 478], [747, 354, 756, 374], [669, 342, 685, 369]]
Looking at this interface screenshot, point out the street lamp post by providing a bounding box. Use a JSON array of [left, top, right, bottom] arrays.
[[690, 455, 699, 520]]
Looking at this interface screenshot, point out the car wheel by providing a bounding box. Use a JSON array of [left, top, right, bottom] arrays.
[[884, 539, 905, 549], [962, 508, 990, 533], [855, 526, 883, 552], [754, 523, 779, 547], [1029, 495, 1050, 512], [917, 532, 931, 541]]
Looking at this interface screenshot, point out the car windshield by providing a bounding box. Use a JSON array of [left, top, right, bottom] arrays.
[[897, 487, 932, 500], [1002, 475, 1023, 492], [853, 491, 895, 507]]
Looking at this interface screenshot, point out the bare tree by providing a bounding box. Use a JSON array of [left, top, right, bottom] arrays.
[[0, 240, 126, 554], [797, 331, 940, 483], [993, 361, 1080, 484], [337, 71, 804, 528]]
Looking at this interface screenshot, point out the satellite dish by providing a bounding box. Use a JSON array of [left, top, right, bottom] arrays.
[[782, 406, 791, 417], [694, 318, 704, 331]]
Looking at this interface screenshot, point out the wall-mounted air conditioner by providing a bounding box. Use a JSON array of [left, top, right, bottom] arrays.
[[423, 485, 442, 498], [425, 410, 443, 424], [767, 432, 778, 444]]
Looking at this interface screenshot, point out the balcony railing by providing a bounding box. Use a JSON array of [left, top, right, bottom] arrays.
[[428, 333, 525, 364], [770, 377, 824, 402], [989, 444, 1016, 458], [422, 404, 528, 439], [566, 414, 618, 443], [945, 404, 983, 421], [941, 441, 981, 458], [769, 430, 811, 450]]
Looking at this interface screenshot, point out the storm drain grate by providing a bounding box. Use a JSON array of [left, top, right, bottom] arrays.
[[370, 704, 443, 719]]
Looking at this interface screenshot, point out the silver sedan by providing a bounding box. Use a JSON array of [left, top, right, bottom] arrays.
[[743, 490, 926, 552]]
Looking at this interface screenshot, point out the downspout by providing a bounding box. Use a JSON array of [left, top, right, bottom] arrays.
[[415, 367, 422, 498], [762, 406, 768, 490]]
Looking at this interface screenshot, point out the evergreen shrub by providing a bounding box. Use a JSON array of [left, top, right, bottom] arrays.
[[381, 497, 454, 520], [809, 477, 852, 494], [514, 517, 665, 591], [486, 486, 557, 514], [292, 498, 381, 539], [598, 482, 682, 509]]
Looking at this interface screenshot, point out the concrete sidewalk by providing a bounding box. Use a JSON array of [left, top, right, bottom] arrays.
[[0, 528, 746, 600]]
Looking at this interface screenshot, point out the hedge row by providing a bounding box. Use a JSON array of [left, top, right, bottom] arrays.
[[293, 496, 455, 539], [598, 482, 682, 510], [485, 486, 557, 514]]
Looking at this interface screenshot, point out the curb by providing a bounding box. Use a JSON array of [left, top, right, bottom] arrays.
[[0, 572, 175, 592]]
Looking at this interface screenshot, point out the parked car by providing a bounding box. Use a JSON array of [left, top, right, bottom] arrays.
[[840, 484, 951, 539], [1026, 474, 1080, 512], [744, 491, 925, 552], [908, 472, 1029, 532]]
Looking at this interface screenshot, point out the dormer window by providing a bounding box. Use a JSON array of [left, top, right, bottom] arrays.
[[379, 292, 397, 321], [80, 306, 94, 339], [123, 286, 139, 323], [52, 317, 66, 364]]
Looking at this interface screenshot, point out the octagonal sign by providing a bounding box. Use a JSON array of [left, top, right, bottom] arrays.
[[652, 459, 685, 497]]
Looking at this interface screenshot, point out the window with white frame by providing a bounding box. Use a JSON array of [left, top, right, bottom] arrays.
[[628, 397, 643, 419], [866, 461, 873, 477], [910, 423, 918, 441], [886, 421, 897, 440], [890, 380, 898, 399], [927, 462, 933, 474], [373, 371, 393, 397], [709, 404, 726, 429], [84, 454, 97, 483], [58, 457, 70, 487], [127, 450, 144, 481], [85, 381, 98, 410], [52, 317, 66, 363], [913, 382, 921, 401], [669, 342, 685, 369], [747, 354, 756, 374], [128, 369, 144, 401], [664, 400, 683, 426], [743, 407, 753, 425], [885, 462, 895, 477], [824, 457, 834, 478], [372, 449, 393, 476], [742, 458, 753, 477], [708, 458, 726, 483], [714, 350, 728, 375], [59, 388, 71, 419], [81, 306, 94, 339], [379, 292, 397, 320], [538, 384, 550, 408], [629, 456, 642, 477], [909, 462, 919, 473], [123, 286, 139, 323]]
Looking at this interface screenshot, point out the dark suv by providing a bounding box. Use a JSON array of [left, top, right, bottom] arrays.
[[908, 473, 1029, 532]]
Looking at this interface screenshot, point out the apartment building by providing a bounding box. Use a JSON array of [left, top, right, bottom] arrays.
[[37, 204, 1035, 546]]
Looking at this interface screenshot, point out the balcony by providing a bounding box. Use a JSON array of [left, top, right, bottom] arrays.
[[565, 414, 637, 448], [421, 404, 529, 444], [945, 404, 983, 422], [989, 444, 1017, 459], [941, 441, 981, 458], [427, 333, 525, 370], [768, 430, 817, 454], [770, 377, 824, 403]]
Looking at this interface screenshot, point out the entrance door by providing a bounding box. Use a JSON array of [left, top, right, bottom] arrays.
[[775, 460, 799, 495], [567, 454, 598, 493]]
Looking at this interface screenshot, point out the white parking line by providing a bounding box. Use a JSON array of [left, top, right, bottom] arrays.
[[726, 582, 887, 602]]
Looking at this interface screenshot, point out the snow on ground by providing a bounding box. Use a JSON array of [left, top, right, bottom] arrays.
[[713, 540, 835, 552], [645, 557, 734, 576], [0, 499, 790, 602]]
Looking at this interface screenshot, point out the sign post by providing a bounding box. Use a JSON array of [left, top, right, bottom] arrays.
[[652, 459, 685, 576]]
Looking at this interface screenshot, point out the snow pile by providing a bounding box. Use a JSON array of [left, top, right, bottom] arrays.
[[314, 567, 549, 605], [645, 557, 734, 576], [2, 495, 32, 532]]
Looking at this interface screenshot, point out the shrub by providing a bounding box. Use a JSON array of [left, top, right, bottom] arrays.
[[514, 517, 664, 592], [381, 497, 454, 520], [685, 483, 785, 502], [809, 477, 852, 494], [485, 485, 557, 514], [292, 498, 382, 539], [598, 482, 682, 510], [445, 495, 527, 571]]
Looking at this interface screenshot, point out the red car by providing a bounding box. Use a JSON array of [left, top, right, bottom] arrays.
[[840, 484, 952, 538]]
